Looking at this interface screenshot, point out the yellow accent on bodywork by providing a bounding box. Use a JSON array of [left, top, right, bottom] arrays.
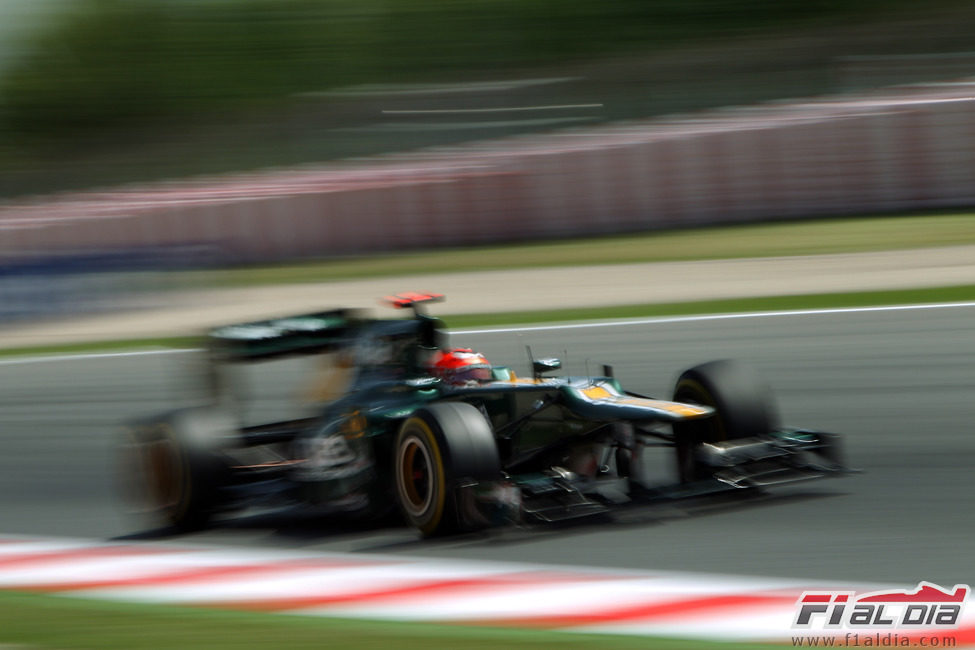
[[621, 398, 711, 417], [341, 411, 367, 439], [580, 385, 614, 400], [579, 384, 711, 418]]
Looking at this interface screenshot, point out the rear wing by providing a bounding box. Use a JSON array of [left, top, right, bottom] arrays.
[[207, 309, 362, 361], [383, 292, 444, 314]]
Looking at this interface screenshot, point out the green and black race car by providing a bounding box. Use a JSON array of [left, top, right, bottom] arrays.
[[120, 293, 847, 536]]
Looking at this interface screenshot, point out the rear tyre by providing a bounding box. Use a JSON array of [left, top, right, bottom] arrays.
[[394, 402, 501, 536], [120, 409, 232, 531], [672, 360, 778, 483]]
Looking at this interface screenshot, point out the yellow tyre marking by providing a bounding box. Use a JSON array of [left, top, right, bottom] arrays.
[[398, 417, 447, 535]]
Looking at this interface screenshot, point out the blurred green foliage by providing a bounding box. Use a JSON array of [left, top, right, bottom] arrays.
[[2, 0, 973, 197], [0, 0, 949, 134]]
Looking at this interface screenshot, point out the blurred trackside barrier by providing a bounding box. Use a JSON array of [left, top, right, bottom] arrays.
[[1, 82, 975, 268], [0, 245, 216, 322]]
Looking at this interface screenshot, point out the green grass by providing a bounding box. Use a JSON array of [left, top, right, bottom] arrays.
[[441, 284, 975, 329], [0, 590, 783, 650], [0, 336, 199, 359], [4, 284, 974, 359], [179, 212, 975, 287]]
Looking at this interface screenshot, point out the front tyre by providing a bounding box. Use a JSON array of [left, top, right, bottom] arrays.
[[394, 402, 501, 536], [672, 360, 779, 483]]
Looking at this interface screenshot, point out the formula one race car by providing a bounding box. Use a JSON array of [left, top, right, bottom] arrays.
[[120, 293, 846, 536]]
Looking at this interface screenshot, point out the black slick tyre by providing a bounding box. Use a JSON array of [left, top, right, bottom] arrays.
[[393, 402, 500, 536], [120, 409, 231, 532], [672, 360, 779, 483]]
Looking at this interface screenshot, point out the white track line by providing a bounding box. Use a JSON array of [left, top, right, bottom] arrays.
[[451, 301, 975, 334], [3, 301, 975, 366]]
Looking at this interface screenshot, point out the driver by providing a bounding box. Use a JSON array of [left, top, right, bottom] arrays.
[[428, 348, 494, 386]]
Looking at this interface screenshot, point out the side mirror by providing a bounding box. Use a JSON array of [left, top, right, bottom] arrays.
[[532, 358, 561, 379]]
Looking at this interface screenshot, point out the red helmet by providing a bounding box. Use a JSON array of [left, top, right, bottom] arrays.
[[429, 348, 493, 385]]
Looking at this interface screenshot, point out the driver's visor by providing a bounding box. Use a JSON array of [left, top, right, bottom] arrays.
[[450, 364, 493, 383]]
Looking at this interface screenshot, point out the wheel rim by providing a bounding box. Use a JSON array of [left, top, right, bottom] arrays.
[[398, 434, 434, 516], [145, 437, 183, 511]]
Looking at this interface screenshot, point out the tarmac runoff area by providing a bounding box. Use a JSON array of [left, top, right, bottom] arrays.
[[2, 244, 974, 349]]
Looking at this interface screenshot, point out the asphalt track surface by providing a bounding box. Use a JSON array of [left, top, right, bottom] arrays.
[[2, 304, 974, 587]]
